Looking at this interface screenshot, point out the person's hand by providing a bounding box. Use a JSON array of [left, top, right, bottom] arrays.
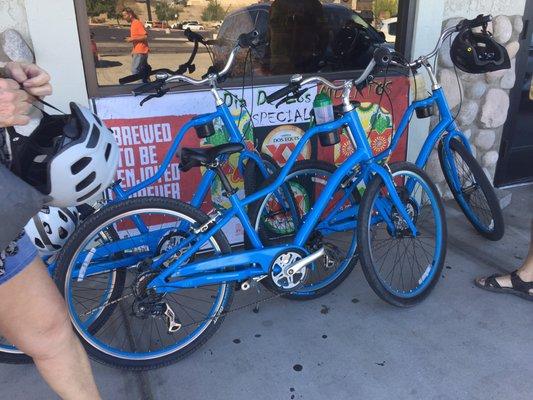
[[4, 62, 52, 98], [0, 78, 32, 127], [125, 36, 132, 43]]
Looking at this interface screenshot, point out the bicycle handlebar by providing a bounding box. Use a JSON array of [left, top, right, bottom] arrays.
[[131, 30, 260, 96], [266, 50, 379, 105], [456, 14, 492, 31], [184, 28, 205, 44], [120, 31, 205, 86]]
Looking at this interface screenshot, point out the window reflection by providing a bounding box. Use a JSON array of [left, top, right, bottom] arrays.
[[87, 0, 399, 86]]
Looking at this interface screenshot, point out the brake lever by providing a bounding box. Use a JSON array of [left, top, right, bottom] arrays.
[[274, 88, 309, 109], [274, 96, 290, 108], [140, 88, 170, 107]]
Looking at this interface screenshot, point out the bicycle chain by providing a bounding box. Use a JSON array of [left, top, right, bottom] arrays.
[[178, 290, 286, 330], [81, 292, 135, 317], [80, 285, 287, 325]]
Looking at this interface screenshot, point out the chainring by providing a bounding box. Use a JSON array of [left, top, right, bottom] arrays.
[[265, 248, 308, 293]]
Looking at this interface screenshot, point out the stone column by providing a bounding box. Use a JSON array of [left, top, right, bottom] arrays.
[[425, 14, 523, 197]]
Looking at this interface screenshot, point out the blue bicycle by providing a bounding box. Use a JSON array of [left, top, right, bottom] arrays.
[[54, 44, 447, 369], [385, 14, 504, 241], [249, 15, 505, 302], [0, 30, 298, 364]]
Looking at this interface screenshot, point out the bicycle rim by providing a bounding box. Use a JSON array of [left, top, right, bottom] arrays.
[[64, 207, 230, 361], [362, 166, 445, 300]]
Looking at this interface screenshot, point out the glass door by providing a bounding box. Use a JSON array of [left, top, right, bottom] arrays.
[[495, 2, 533, 186]]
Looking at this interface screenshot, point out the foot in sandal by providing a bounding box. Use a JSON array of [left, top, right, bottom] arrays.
[[475, 269, 533, 301], [475, 219, 533, 302]]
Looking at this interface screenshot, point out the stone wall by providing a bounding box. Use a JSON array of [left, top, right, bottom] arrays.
[[0, 0, 34, 66], [425, 14, 524, 196]]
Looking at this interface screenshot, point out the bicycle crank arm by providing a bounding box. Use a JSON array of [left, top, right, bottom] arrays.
[[287, 247, 325, 276]]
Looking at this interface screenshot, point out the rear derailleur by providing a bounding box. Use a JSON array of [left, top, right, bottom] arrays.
[[131, 271, 182, 333]]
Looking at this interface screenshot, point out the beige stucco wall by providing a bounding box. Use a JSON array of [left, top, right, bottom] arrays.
[[443, 0, 527, 19]]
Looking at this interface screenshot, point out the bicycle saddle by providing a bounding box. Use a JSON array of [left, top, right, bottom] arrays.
[[179, 143, 244, 172]]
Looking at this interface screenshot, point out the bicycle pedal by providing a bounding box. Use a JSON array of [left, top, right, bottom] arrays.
[[163, 303, 182, 333]]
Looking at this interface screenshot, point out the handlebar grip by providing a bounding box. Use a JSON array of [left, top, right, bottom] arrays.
[[266, 83, 297, 104], [119, 73, 144, 85], [237, 30, 260, 48], [184, 28, 205, 43], [373, 46, 393, 67], [132, 80, 165, 96], [457, 14, 492, 31]]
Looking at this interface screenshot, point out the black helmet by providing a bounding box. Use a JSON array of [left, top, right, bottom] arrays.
[[450, 28, 510, 74]]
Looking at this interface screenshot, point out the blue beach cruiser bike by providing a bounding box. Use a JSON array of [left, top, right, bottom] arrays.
[[0, 31, 304, 363], [54, 43, 447, 369]]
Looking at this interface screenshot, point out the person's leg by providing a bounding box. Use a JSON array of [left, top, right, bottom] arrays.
[[131, 53, 141, 75], [476, 219, 533, 296], [138, 54, 150, 82], [0, 256, 101, 400]]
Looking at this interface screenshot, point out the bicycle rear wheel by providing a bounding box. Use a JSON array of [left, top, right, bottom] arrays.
[[438, 138, 504, 240], [55, 197, 233, 370], [249, 160, 361, 299], [358, 162, 447, 307]]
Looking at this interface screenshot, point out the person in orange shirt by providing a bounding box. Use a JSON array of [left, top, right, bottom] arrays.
[[122, 8, 150, 80]]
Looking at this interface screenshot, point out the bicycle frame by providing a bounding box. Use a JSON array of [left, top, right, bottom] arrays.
[[72, 104, 420, 293], [381, 88, 471, 170], [46, 100, 272, 276]]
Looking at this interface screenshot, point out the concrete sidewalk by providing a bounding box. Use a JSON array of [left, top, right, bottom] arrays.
[[1, 185, 531, 400]]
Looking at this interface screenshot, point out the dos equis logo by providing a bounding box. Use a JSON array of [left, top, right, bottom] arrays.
[[261, 125, 312, 166]]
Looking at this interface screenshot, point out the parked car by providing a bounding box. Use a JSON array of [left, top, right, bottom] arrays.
[[214, 3, 386, 75], [379, 17, 397, 43], [182, 21, 205, 31], [145, 20, 169, 29], [171, 20, 190, 29]]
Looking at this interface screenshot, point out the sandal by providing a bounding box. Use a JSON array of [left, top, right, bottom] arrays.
[[475, 270, 533, 302]]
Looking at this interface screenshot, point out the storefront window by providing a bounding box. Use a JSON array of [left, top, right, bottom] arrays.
[[77, 0, 404, 91]]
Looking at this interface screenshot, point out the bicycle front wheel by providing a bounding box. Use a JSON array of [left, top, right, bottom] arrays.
[[358, 162, 447, 307], [55, 197, 233, 370], [438, 138, 504, 241]]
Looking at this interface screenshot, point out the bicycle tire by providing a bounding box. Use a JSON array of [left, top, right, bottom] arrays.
[[248, 160, 361, 300], [438, 138, 504, 241], [55, 196, 234, 370], [243, 152, 279, 197], [357, 162, 447, 307]]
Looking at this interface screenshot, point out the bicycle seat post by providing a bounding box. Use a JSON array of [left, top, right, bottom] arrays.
[[211, 163, 237, 196]]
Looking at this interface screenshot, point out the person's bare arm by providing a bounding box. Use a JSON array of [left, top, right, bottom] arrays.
[[125, 34, 147, 43]]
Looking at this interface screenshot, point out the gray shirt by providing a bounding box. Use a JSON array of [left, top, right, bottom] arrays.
[[0, 127, 47, 250]]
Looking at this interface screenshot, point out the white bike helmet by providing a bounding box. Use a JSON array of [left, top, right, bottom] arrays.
[[24, 206, 79, 255], [11, 103, 119, 207]]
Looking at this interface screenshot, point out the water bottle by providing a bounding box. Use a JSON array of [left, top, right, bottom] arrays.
[[313, 92, 339, 146], [410, 72, 434, 118]]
